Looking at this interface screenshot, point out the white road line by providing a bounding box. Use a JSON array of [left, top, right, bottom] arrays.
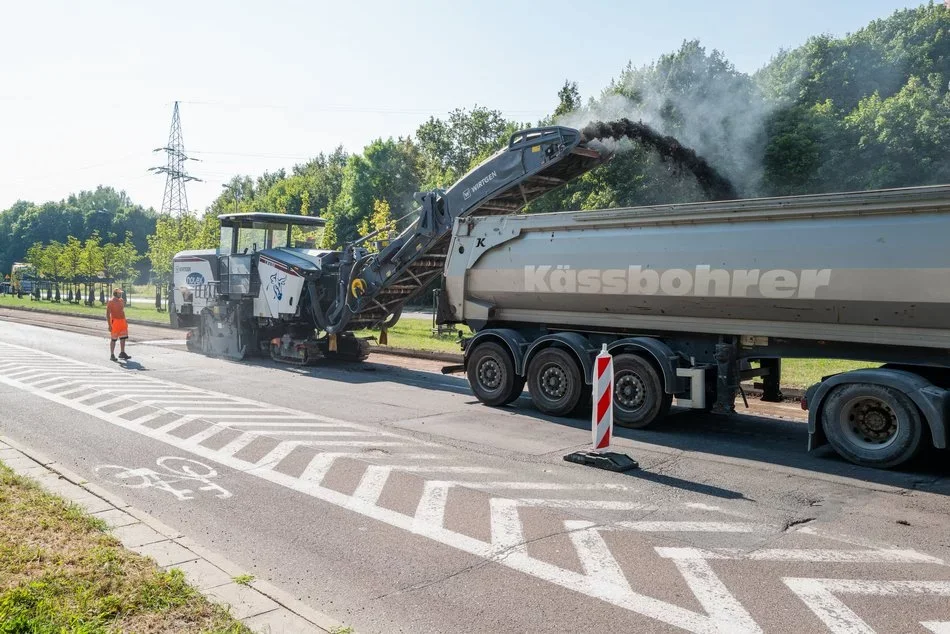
[[922, 622, 950, 634], [217, 433, 260, 457], [153, 415, 201, 434], [298, 453, 343, 486], [127, 410, 168, 426], [0, 354, 747, 634], [656, 548, 945, 564], [414, 481, 451, 529], [186, 424, 229, 446], [669, 555, 763, 634], [783, 578, 950, 634], [490, 498, 526, 553], [17, 341, 949, 634], [93, 396, 136, 409], [350, 465, 391, 506], [109, 404, 154, 417], [2, 369, 52, 379], [566, 520, 634, 591]]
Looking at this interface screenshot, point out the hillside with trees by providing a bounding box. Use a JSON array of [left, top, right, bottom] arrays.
[[3, 2, 948, 279]]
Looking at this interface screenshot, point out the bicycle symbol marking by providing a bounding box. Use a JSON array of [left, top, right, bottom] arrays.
[[95, 456, 232, 501]]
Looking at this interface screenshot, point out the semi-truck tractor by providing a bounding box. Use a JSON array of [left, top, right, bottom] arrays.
[[170, 119, 950, 469]]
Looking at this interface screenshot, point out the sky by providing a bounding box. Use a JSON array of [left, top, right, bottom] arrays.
[[0, 0, 928, 213]]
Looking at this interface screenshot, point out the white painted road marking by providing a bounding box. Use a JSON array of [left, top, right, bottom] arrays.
[[1, 341, 948, 634], [95, 456, 232, 500], [784, 578, 950, 634]]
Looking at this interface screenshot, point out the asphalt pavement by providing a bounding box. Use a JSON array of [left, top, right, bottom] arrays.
[[0, 317, 948, 633]]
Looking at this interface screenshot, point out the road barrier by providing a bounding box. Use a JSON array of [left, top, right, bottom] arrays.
[[564, 344, 638, 472], [593, 344, 613, 451]]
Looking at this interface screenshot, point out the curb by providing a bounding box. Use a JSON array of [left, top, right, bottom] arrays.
[[0, 435, 352, 634]]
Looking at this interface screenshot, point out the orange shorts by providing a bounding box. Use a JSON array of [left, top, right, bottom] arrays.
[[110, 318, 129, 340]]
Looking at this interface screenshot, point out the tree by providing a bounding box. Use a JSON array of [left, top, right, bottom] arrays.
[[554, 80, 582, 118], [357, 199, 394, 253], [60, 236, 83, 301], [416, 106, 523, 185], [146, 215, 203, 282], [322, 137, 421, 248]]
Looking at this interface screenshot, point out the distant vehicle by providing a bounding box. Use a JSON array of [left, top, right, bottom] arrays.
[[10, 263, 36, 294]]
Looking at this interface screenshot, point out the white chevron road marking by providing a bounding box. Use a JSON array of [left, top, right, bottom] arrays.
[[2, 342, 947, 634]]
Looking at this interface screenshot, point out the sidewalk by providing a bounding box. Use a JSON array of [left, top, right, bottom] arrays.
[[0, 435, 352, 634]]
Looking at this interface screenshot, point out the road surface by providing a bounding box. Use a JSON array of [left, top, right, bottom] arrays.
[[0, 316, 948, 633]]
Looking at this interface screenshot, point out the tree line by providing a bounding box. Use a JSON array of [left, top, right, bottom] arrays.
[[4, 2, 949, 281], [17, 231, 140, 303]]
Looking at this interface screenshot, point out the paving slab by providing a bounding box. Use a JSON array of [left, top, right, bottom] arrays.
[[207, 582, 280, 620]]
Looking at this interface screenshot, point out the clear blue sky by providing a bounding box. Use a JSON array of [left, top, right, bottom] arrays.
[[0, 0, 926, 213]]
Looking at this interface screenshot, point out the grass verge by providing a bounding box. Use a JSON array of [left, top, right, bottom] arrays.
[[0, 462, 249, 634], [354, 317, 467, 354], [0, 294, 168, 324]]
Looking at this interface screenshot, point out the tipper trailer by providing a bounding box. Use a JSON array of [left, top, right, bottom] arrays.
[[440, 185, 950, 469]]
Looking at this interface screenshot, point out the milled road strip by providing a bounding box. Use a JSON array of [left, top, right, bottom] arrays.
[[0, 341, 947, 633], [0, 435, 347, 634]]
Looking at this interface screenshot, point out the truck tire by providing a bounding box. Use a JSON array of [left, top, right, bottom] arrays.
[[526, 347, 583, 417], [467, 342, 523, 407], [612, 354, 671, 428], [821, 383, 924, 469]]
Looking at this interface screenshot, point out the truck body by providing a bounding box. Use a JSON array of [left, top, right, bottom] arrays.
[[441, 185, 950, 469]]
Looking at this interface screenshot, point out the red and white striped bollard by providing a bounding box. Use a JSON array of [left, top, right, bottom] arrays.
[[592, 344, 613, 451]]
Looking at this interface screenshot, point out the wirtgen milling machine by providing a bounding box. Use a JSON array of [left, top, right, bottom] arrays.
[[170, 125, 605, 364]]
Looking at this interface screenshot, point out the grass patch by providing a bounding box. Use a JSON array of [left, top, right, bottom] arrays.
[[0, 294, 169, 324], [777, 358, 878, 389], [0, 462, 249, 634], [231, 574, 254, 586], [355, 317, 468, 354]]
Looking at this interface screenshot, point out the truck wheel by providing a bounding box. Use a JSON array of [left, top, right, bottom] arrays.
[[612, 354, 671, 428], [467, 342, 521, 407], [526, 347, 583, 417], [821, 383, 924, 469]]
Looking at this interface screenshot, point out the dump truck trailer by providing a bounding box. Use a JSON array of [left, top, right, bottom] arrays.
[[440, 184, 950, 469]]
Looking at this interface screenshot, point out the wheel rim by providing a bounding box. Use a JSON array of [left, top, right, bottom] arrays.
[[477, 356, 504, 393], [538, 362, 569, 401], [837, 396, 899, 450], [614, 370, 646, 413]]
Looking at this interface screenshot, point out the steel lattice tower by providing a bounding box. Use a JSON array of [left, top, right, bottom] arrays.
[[149, 101, 200, 216]]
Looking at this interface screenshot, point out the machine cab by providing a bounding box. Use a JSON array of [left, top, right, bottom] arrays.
[[217, 212, 326, 297]]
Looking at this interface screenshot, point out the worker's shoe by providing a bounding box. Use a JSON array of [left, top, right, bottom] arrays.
[[118, 352, 131, 360], [110, 354, 118, 362]]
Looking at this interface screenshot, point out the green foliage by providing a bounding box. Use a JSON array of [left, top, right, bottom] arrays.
[[146, 215, 209, 281], [357, 199, 394, 253], [0, 187, 156, 279]]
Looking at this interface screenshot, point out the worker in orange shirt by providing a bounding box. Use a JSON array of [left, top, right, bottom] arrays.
[[106, 288, 131, 362]]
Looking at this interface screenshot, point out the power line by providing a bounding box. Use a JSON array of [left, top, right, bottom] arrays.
[[148, 101, 201, 216]]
